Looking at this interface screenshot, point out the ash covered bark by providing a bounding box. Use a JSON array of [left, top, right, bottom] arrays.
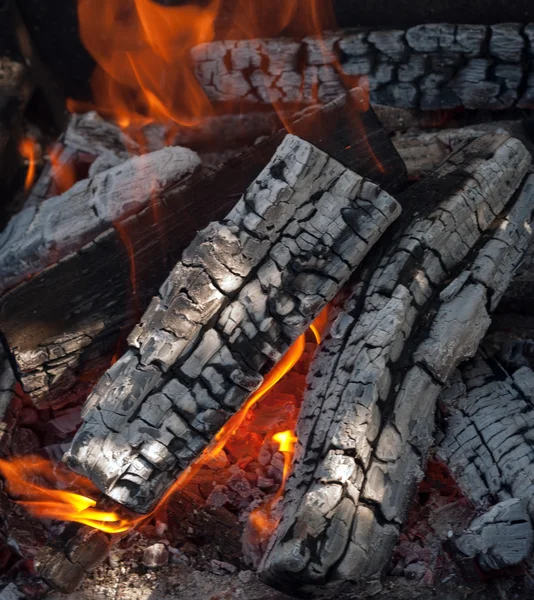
[[0, 146, 201, 294], [192, 24, 534, 111], [439, 354, 534, 518], [259, 135, 534, 589], [63, 135, 401, 514], [453, 499, 534, 571]]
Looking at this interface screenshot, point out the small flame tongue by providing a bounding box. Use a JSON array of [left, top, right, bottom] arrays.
[[70, 0, 338, 132], [0, 307, 330, 534]]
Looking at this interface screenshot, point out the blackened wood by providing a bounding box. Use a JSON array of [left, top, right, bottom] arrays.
[[0, 88, 406, 409], [63, 134, 401, 514], [259, 136, 533, 590]]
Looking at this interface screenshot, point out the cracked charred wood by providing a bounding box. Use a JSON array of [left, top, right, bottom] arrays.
[[192, 24, 534, 111], [438, 354, 534, 519], [0, 145, 201, 296], [63, 134, 402, 514], [0, 88, 406, 410], [452, 498, 534, 571], [258, 135, 534, 590]]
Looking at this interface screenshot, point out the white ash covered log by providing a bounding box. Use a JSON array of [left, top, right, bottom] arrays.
[[192, 24, 534, 111], [0, 146, 201, 295], [0, 88, 406, 409], [63, 134, 401, 514], [438, 354, 534, 519], [452, 498, 534, 571], [258, 135, 534, 590]]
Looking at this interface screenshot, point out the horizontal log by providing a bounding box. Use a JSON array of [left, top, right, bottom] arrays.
[[192, 25, 534, 111], [453, 498, 534, 571], [258, 135, 534, 590], [0, 146, 201, 295], [0, 88, 406, 409], [63, 134, 401, 514]]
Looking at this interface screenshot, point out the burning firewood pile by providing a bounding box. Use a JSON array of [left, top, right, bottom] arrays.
[[3, 1, 534, 599]]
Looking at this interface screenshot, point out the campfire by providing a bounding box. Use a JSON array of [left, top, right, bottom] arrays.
[[2, 1, 534, 599]]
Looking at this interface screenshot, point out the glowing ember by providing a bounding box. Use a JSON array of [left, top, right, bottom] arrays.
[[18, 137, 38, 192], [0, 306, 330, 536]]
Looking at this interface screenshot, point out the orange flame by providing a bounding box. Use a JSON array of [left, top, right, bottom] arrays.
[[49, 146, 77, 194], [0, 456, 131, 533], [0, 306, 329, 533], [70, 0, 344, 135], [72, 0, 221, 129], [18, 137, 38, 192]]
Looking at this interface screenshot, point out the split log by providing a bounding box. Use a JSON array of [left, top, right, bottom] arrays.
[[438, 355, 534, 518], [258, 135, 534, 590], [452, 499, 534, 571], [0, 88, 406, 409], [192, 25, 534, 111], [63, 134, 401, 514], [0, 146, 201, 295]]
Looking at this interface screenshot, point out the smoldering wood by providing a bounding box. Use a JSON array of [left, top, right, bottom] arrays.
[[258, 135, 534, 590], [0, 145, 201, 295], [452, 498, 534, 571], [192, 25, 534, 111], [63, 134, 402, 514], [35, 527, 112, 594], [0, 88, 406, 410], [438, 354, 534, 519], [391, 121, 529, 179]]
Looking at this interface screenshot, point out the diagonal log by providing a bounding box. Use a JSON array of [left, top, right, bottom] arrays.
[[258, 135, 534, 590], [0, 88, 406, 409], [63, 134, 401, 514]]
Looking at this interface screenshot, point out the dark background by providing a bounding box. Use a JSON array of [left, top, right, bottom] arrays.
[[12, 0, 534, 100]]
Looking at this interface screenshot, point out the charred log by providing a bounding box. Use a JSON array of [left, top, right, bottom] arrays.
[[192, 25, 534, 111], [438, 355, 534, 518], [0, 88, 406, 409], [0, 146, 201, 295], [63, 134, 401, 514], [258, 135, 534, 590]]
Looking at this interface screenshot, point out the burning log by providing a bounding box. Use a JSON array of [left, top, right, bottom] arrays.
[[258, 135, 534, 590], [63, 133, 401, 514], [0, 145, 201, 295], [192, 24, 534, 111], [0, 88, 406, 409]]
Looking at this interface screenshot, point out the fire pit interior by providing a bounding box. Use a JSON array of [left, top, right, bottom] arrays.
[[2, 1, 534, 599]]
